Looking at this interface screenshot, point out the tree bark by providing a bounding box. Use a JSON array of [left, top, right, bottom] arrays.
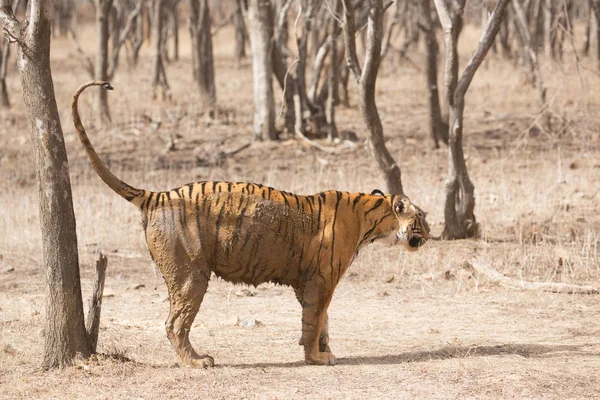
[[246, 0, 277, 140], [325, 0, 341, 141], [85, 252, 108, 353], [511, 0, 548, 116], [95, 0, 113, 126], [0, 0, 90, 369], [189, 0, 216, 111], [342, 0, 404, 195], [234, 0, 248, 63], [418, 0, 448, 149], [151, 0, 170, 98], [434, 0, 510, 239], [0, 34, 10, 108]]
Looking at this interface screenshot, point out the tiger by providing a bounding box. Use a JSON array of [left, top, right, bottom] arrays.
[[72, 81, 429, 367]]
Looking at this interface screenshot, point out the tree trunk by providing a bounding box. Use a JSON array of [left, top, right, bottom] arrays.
[[272, 43, 296, 134], [131, 4, 144, 66], [342, 0, 404, 195], [418, 0, 448, 149], [95, 0, 113, 126], [171, 0, 180, 61], [592, 0, 600, 68], [511, 0, 547, 114], [434, 0, 510, 240], [151, 0, 170, 98], [0, 0, 90, 369], [189, 0, 216, 111], [0, 36, 10, 108], [543, 0, 554, 59], [325, 0, 340, 141], [247, 0, 277, 141], [234, 0, 247, 63]]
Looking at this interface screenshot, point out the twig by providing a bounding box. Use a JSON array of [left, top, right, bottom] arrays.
[[68, 27, 94, 77], [472, 258, 600, 295], [85, 252, 108, 353]]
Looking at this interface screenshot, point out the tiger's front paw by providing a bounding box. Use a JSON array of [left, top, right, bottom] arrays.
[[306, 351, 336, 366]]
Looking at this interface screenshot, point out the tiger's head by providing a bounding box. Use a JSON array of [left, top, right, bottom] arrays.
[[371, 189, 430, 252]]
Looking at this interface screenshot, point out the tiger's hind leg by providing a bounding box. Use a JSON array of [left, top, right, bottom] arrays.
[[298, 281, 336, 366], [295, 287, 331, 353], [165, 267, 214, 368]]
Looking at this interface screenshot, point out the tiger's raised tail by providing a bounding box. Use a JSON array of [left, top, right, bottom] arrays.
[[72, 81, 149, 208]]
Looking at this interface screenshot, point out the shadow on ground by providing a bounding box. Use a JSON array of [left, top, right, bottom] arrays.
[[221, 343, 596, 369]]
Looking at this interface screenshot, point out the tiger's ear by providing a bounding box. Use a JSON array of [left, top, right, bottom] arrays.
[[371, 189, 385, 196]]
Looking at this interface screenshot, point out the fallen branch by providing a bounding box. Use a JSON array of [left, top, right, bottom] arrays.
[[85, 252, 108, 353], [472, 258, 600, 295]]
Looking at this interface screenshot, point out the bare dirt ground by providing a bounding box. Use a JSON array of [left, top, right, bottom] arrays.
[[1, 23, 600, 399]]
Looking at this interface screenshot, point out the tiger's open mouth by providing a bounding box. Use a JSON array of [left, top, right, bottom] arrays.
[[408, 235, 427, 249], [407, 218, 428, 249]]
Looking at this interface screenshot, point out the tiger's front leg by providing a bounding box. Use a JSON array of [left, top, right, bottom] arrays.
[[300, 280, 336, 366]]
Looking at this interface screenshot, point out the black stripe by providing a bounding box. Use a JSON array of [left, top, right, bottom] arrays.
[[212, 181, 217, 193], [187, 183, 194, 198], [330, 192, 342, 282], [352, 194, 363, 211], [316, 195, 323, 229], [201, 182, 207, 196], [195, 191, 202, 240], [227, 182, 232, 192], [365, 198, 384, 216], [213, 201, 226, 262], [154, 192, 161, 209], [144, 192, 154, 211]]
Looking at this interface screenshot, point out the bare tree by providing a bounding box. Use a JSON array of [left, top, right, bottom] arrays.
[[434, 0, 510, 239], [234, 0, 248, 63], [325, 0, 341, 141], [342, 0, 404, 194], [69, 0, 142, 124], [94, 0, 114, 125], [511, 0, 547, 124], [151, 0, 170, 98], [189, 0, 216, 111], [0, 0, 90, 368], [53, 0, 75, 36], [0, 31, 11, 107], [246, 0, 277, 140], [418, 0, 448, 148]]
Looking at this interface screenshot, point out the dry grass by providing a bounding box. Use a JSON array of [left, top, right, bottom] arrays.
[[0, 19, 599, 399]]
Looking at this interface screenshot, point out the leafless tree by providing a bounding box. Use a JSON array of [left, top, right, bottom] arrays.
[[246, 0, 277, 140], [234, 0, 249, 63], [53, 0, 75, 36], [418, 0, 448, 148], [0, 0, 89, 368], [0, 30, 11, 108], [190, 0, 216, 111], [151, 0, 170, 98], [511, 0, 547, 122], [94, 0, 114, 125], [434, 0, 510, 239], [69, 0, 143, 124], [592, 0, 600, 67], [342, 0, 404, 194]]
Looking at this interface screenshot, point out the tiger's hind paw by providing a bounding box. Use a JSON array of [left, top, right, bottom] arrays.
[[306, 351, 336, 366], [185, 355, 215, 368]]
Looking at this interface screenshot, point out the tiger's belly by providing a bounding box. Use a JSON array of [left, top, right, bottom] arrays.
[[197, 202, 315, 287]]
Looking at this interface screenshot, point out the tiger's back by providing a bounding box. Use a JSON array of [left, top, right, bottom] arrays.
[[143, 181, 363, 288]]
